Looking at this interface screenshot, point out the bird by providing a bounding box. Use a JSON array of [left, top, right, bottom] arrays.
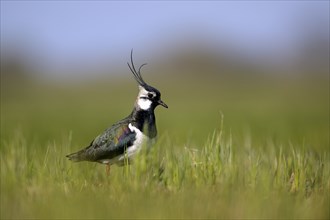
[[66, 50, 168, 175]]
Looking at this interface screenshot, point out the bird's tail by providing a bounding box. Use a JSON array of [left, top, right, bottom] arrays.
[[66, 150, 85, 162]]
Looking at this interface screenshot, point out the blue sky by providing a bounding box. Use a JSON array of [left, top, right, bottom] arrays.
[[1, 1, 329, 76]]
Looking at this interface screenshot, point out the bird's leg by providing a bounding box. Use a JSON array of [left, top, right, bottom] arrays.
[[106, 164, 111, 176]]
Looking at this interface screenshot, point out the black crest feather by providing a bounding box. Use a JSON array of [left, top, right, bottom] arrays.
[[127, 49, 148, 87]]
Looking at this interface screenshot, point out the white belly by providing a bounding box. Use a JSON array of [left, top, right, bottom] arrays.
[[99, 123, 154, 165], [117, 123, 148, 161]]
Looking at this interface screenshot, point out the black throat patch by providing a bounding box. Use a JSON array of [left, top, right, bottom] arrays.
[[131, 109, 157, 138]]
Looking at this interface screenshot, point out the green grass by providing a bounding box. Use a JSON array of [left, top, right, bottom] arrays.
[[1, 74, 329, 219]]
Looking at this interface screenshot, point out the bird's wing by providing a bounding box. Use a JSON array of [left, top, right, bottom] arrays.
[[67, 121, 136, 162]]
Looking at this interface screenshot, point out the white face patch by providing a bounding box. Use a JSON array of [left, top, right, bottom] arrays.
[[138, 98, 152, 110], [137, 86, 153, 110]]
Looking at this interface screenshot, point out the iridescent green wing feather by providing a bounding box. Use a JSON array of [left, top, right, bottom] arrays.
[[67, 121, 136, 162]]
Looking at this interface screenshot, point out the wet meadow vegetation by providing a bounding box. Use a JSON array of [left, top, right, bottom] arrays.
[[1, 73, 329, 219]]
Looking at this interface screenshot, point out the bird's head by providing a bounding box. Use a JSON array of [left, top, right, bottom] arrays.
[[128, 50, 168, 111]]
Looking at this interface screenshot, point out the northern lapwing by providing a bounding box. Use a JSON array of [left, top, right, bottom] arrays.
[[66, 51, 168, 175]]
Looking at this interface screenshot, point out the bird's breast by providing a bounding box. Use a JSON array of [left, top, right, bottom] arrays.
[[117, 123, 149, 161]]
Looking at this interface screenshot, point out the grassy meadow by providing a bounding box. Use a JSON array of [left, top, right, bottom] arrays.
[[1, 71, 329, 219]]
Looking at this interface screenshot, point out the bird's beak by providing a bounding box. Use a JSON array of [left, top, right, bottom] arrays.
[[158, 100, 168, 108]]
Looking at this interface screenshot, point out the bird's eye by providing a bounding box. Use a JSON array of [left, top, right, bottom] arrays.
[[148, 93, 153, 99]]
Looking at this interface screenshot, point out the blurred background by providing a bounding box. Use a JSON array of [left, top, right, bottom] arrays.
[[1, 1, 329, 149]]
